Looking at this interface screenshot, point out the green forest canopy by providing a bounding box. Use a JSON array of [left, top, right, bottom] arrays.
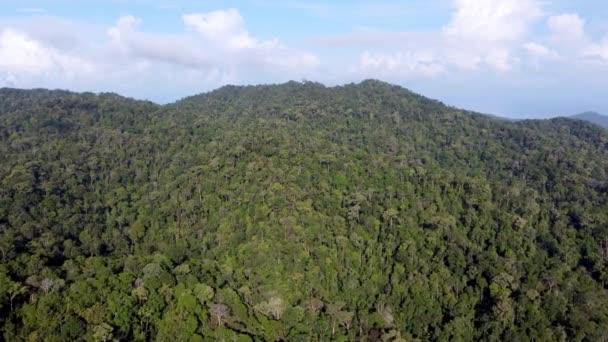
[[0, 80, 608, 341]]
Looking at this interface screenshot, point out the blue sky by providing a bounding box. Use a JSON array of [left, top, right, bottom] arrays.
[[1, 1, 608, 118]]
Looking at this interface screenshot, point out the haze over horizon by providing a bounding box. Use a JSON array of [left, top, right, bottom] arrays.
[[1, 0, 607, 118]]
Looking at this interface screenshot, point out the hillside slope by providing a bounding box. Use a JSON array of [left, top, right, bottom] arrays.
[[570, 111, 608, 129], [1, 81, 608, 341]]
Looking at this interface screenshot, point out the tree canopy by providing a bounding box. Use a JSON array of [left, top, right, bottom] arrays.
[[1, 80, 608, 340]]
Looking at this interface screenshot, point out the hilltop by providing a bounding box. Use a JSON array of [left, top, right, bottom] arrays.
[[1, 81, 607, 341], [570, 111, 608, 129]]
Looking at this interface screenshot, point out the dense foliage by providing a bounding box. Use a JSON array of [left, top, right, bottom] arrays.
[[1, 80, 608, 341]]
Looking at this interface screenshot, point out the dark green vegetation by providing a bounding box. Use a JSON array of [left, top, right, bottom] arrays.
[[570, 111, 608, 129], [1, 80, 608, 341]]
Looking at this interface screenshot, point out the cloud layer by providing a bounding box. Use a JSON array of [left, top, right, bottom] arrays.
[[0, 9, 319, 100]]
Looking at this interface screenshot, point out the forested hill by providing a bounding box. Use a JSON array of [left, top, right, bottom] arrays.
[[1, 80, 608, 341], [570, 111, 608, 129]]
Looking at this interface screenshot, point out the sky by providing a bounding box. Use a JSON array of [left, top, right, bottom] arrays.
[[1, 1, 608, 118]]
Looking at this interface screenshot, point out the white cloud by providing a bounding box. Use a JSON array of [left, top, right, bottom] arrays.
[[184, 10, 256, 50], [524, 42, 561, 59], [0, 10, 319, 100], [107, 15, 213, 68], [357, 50, 445, 78], [182, 10, 318, 69], [0, 28, 94, 84], [544, 13, 608, 64], [444, 0, 542, 43], [441, 0, 542, 71], [484, 48, 514, 71], [106, 11, 318, 72], [584, 39, 608, 63], [0, 29, 54, 75], [547, 14, 586, 42], [348, 0, 544, 76]]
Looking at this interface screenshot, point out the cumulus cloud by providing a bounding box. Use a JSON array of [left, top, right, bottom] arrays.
[[347, 0, 544, 77], [584, 40, 608, 63], [541, 13, 608, 64], [524, 42, 561, 59], [107, 15, 213, 68], [182, 10, 318, 69], [183, 10, 256, 50], [0, 28, 94, 84], [443, 0, 542, 43], [357, 50, 445, 78], [547, 14, 586, 42], [336, 0, 607, 79], [103, 11, 318, 74], [0, 9, 319, 99], [442, 0, 542, 71]]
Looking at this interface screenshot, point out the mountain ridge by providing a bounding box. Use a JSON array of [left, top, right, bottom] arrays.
[[2, 80, 608, 340], [4, 80, 590, 127], [569, 111, 608, 129]]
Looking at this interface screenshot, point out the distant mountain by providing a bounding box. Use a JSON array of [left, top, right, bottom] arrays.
[[483, 113, 518, 122], [570, 111, 608, 129]]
